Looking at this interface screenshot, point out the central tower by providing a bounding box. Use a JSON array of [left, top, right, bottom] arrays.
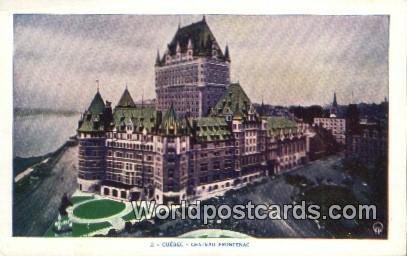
[[155, 16, 231, 118]]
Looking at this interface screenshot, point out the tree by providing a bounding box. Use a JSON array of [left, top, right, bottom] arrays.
[[124, 221, 132, 232], [59, 193, 72, 215], [346, 104, 360, 134], [107, 229, 117, 237]]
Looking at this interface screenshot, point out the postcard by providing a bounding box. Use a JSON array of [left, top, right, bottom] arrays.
[[1, 1, 406, 255]]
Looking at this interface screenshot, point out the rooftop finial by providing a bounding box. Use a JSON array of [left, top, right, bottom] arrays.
[[333, 91, 338, 107], [224, 44, 230, 62], [125, 83, 128, 90], [155, 49, 161, 66], [96, 79, 100, 92], [202, 15, 206, 22], [141, 85, 144, 109]]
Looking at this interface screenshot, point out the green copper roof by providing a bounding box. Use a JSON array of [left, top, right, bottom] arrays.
[[87, 91, 105, 114], [78, 91, 108, 132], [194, 117, 232, 142], [267, 117, 297, 134], [113, 106, 156, 133], [162, 17, 226, 61], [161, 104, 189, 135], [117, 88, 136, 108], [77, 113, 101, 132], [212, 83, 252, 118]]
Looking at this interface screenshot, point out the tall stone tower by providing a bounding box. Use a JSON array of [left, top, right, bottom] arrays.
[[155, 16, 231, 118], [77, 89, 112, 192]]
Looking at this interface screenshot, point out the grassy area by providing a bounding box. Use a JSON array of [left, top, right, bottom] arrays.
[[122, 211, 137, 221], [121, 203, 149, 221], [72, 222, 112, 236], [44, 222, 57, 237], [122, 208, 145, 221], [73, 199, 125, 219], [69, 196, 94, 205], [44, 220, 112, 237]]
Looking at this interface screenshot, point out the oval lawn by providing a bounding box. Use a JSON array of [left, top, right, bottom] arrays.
[[73, 199, 125, 219]]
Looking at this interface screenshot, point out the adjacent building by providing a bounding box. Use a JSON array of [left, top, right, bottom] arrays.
[[313, 93, 346, 144], [346, 118, 388, 166]]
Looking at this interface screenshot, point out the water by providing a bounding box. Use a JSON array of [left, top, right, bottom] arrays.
[[13, 114, 81, 158]]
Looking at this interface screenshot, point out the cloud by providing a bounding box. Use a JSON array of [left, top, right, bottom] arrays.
[[13, 14, 389, 110]]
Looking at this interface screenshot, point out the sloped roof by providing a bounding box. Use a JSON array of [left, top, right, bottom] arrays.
[[78, 111, 108, 133], [194, 117, 232, 142], [164, 18, 225, 59], [267, 117, 297, 134], [112, 106, 157, 133], [161, 104, 189, 135], [163, 104, 177, 125], [117, 88, 136, 108], [87, 91, 105, 114], [212, 83, 252, 118], [78, 91, 107, 132]]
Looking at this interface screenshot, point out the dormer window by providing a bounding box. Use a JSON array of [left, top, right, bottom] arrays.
[[225, 114, 232, 122]]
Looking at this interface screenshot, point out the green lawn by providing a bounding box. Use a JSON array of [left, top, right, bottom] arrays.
[[122, 211, 136, 221], [44, 222, 57, 237], [44, 220, 112, 237], [122, 204, 147, 221], [70, 196, 94, 205], [73, 199, 125, 219], [72, 222, 112, 236]]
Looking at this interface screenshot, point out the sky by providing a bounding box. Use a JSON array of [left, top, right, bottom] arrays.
[[13, 14, 389, 111]]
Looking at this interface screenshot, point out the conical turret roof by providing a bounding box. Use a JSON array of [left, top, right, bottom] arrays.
[[162, 104, 179, 134], [87, 91, 105, 114], [117, 88, 136, 108]]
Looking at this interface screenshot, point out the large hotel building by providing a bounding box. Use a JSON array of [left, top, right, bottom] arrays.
[[77, 17, 309, 205]]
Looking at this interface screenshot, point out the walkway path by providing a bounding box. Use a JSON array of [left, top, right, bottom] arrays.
[[67, 197, 134, 225]]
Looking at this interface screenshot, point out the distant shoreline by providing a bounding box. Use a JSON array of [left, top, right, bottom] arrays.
[[13, 135, 78, 177], [14, 107, 81, 117]]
